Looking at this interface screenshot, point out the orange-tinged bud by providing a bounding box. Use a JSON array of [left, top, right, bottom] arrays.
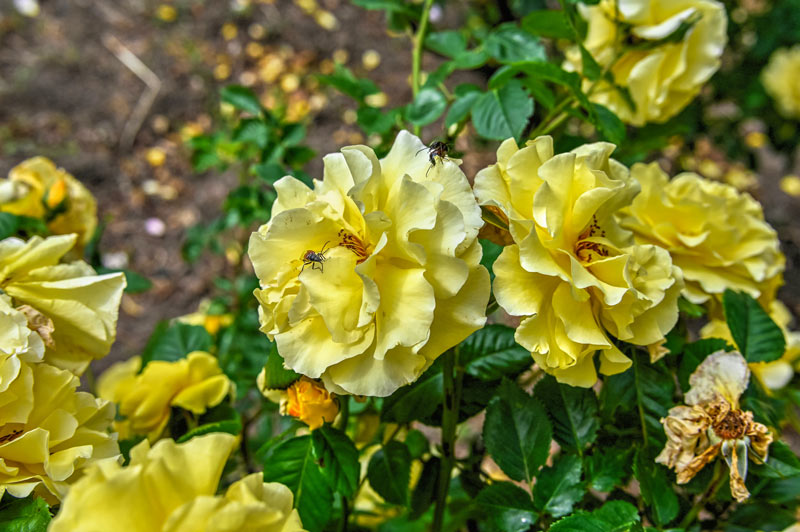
[[46, 178, 67, 209], [285, 377, 338, 430]]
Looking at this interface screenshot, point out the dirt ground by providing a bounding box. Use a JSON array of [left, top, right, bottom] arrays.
[[1, 0, 799, 377]]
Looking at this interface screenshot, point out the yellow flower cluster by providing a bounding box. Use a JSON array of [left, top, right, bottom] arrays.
[[762, 45, 800, 119], [49, 433, 306, 532], [0, 172, 125, 503], [567, 0, 727, 125], [248, 131, 489, 397], [620, 163, 784, 305], [98, 352, 233, 441], [0, 157, 98, 254], [474, 137, 683, 387]]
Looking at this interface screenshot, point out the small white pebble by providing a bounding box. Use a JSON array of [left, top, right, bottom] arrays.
[[145, 217, 167, 237]]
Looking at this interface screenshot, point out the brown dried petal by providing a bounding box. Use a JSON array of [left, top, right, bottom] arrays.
[[745, 415, 773, 464], [17, 304, 56, 348], [678, 442, 720, 484], [656, 405, 713, 478], [726, 440, 751, 502]]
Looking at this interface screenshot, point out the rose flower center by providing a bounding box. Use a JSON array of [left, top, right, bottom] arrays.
[[712, 409, 748, 440]]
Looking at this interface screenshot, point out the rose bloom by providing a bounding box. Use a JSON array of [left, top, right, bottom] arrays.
[[656, 350, 772, 502], [0, 360, 118, 502], [0, 234, 126, 375], [474, 136, 682, 387], [98, 352, 233, 441], [701, 300, 800, 391], [619, 163, 784, 305], [0, 157, 98, 253], [258, 374, 339, 430], [248, 131, 489, 396], [762, 46, 800, 119], [1, 294, 45, 392], [566, 0, 727, 125], [49, 433, 306, 532]]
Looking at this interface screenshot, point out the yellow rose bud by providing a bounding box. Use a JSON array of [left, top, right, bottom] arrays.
[[49, 434, 307, 531], [474, 137, 682, 387], [2, 157, 98, 252], [284, 377, 338, 430], [44, 178, 67, 209], [565, 0, 727, 125]]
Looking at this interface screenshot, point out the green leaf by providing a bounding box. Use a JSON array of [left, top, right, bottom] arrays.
[[550, 500, 641, 531], [0, 212, 20, 239], [381, 362, 443, 423], [479, 238, 504, 282], [263, 435, 333, 532], [367, 441, 412, 506], [140, 322, 213, 366], [601, 351, 673, 448], [259, 343, 301, 391], [484, 379, 552, 484], [0, 495, 51, 532], [220, 85, 262, 114], [678, 296, 706, 317], [634, 448, 679, 526], [409, 457, 439, 519], [725, 502, 797, 532], [311, 425, 360, 497], [585, 445, 632, 492], [478, 482, 538, 532], [723, 289, 786, 363], [176, 417, 242, 443], [591, 103, 625, 145], [677, 338, 733, 392], [317, 64, 380, 103], [425, 31, 467, 58], [534, 375, 598, 454], [461, 324, 531, 381], [357, 106, 401, 135], [486, 24, 547, 64], [751, 441, 800, 478], [406, 88, 447, 126], [472, 81, 534, 143], [350, 0, 419, 17], [404, 429, 429, 459], [533, 454, 584, 517], [521, 10, 574, 39], [445, 90, 480, 129], [579, 45, 603, 81]]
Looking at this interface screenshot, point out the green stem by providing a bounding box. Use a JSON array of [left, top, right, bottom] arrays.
[[339, 494, 350, 532], [679, 461, 725, 529], [411, 0, 436, 136], [432, 347, 462, 532], [529, 96, 575, 139], [335, 395, 350, 432]]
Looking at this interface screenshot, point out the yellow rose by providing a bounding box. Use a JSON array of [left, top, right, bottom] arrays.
[[620, 163, 784, 304], [0, 157, 98, 252], [566, 0, 727, 125], [248, 131, 490, 396], [49, 433, 306, 532], [700, 300, 800, 391], [0, 234, 126, 375], [474, 137, 682, 387], [0, 361, 118, 502], [762, 46, 800, 119], [97, 352, 233, 441]]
